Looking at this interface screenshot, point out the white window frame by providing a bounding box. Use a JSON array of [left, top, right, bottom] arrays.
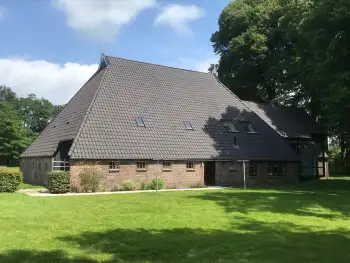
[[184, 121, 194, 130], [246, 124, 257, 134], [186, 161, 194, 170], [109, 161, 120, 172], [136, 161, 147, 171], [162, 161, 172, 171], [224, 123, 239, 133]]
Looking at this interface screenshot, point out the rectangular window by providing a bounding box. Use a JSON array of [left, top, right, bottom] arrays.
[[267, 163, 286, 176], [162, 161, 172, 170], [249, 163, 257, 176], [109, 161, 120, 171], [224, 123, 239, 133], [135, 117, 145, 127], [136, 161, 146, 171], [229, 161, 237, 172], [267, 164, 273, 176], [186, 162, 194, 170], [184, 121, 194, 130]]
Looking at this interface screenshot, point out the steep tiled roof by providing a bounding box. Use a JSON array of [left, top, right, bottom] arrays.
[[243, 101, 325, 138], [62, 56, 297, 161], [21, 56, 299, 161], [20, 68, 107, 157]]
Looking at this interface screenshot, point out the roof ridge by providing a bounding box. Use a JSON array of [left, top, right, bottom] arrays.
[[68, 67, 108, 157], [106, 55, 211, 75]]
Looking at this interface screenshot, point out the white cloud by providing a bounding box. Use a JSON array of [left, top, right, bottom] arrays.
[[0, 58, 98, 104], [53, 0, 156, 40], [154, 4, 205, 36], [174, 54, 218, 72], [195, 57, 219, 72]]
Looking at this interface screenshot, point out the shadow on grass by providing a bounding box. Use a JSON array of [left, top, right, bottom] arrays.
[[2, 221, 349, 263]]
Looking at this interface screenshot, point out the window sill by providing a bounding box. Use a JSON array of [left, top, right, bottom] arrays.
[[137, 169, 147, 172], [186, 168, 195, 172], [162, 168, 172, 172], [109, 169, 120, 173]]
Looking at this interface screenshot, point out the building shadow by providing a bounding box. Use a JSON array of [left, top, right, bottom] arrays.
[[202, 105, 298, 162]]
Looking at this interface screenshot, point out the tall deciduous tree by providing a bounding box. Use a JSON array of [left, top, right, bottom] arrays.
[[211, 0, 293, 101]]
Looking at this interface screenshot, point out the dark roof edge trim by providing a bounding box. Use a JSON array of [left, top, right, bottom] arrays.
[[68, 67, 109, 157]]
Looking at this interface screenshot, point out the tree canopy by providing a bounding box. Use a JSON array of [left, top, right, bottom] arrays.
[[0, 86, 63, 164], [211, 0, 350, 171]]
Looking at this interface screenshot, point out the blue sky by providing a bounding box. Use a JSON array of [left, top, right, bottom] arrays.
[[0, 0, 228, 104]]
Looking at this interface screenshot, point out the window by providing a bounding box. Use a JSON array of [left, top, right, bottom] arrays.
[[249, 163, 257, 176], [137, 161, 146, 171], [136, 117, 145, 127], [186, 162, 194, 170], [267, 163, 285, 176], [109, 161, 120, 171], [224, 123, 239, 133], [229, 162, 237, 172], [243, 124, 257, 133], [184, 121, 194, 130], [162, 161, 172, 170]]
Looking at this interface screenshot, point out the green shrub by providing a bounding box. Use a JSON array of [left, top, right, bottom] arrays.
[[190, 182, 206, 188], [78, 168, 101, 192], [120, 180, 136, 191], [140, 182, 148, 190], [111, 184, 121, 192], [0, 170, 23, 192], [47, 171, 70, 194], [147, 178, 164, 190]]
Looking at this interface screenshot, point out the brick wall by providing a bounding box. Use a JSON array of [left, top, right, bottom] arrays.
[[70, 160, 204, 191], [215, 161, 300, 186]]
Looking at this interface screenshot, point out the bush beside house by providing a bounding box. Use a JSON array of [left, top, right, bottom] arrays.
[[47, 171, 70, 194], [0, 170, 23, 192]]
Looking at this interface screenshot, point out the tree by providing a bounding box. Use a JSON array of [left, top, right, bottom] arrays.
[[0, 86, 64, 163], [19, 94, 56, 134], [211, 0, 294, 101], [0, 103, 32, 163], [212, 0, 350, 171]]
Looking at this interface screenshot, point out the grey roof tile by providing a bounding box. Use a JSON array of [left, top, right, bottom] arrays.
[[20, 68, 106, 157], [243, 101, 325, 138], [66, 56, 298, 161]]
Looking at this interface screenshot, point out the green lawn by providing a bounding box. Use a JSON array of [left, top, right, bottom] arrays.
[[0, 177, 349, 262], [19, 182, 46, 189]]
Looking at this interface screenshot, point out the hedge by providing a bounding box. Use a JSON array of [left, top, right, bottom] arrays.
[[47, 171, 70, 194], [0, 171, 23, 192]]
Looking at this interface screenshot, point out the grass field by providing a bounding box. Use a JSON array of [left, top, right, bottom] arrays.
[[0, 177, 349, 262]]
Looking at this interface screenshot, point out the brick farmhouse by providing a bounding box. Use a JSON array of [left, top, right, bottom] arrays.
[[20, 55, 327, 190]]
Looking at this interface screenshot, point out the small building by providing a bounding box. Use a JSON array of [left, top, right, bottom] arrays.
[[20, 55, 301, 190], [243, 101, 328, 179]]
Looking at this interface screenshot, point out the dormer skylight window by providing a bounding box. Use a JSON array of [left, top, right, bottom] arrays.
[[136, 117, 145, 127], [224, 123, 239, 133], [244, 124, 257, 133], [184, 121, 194, 130]]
